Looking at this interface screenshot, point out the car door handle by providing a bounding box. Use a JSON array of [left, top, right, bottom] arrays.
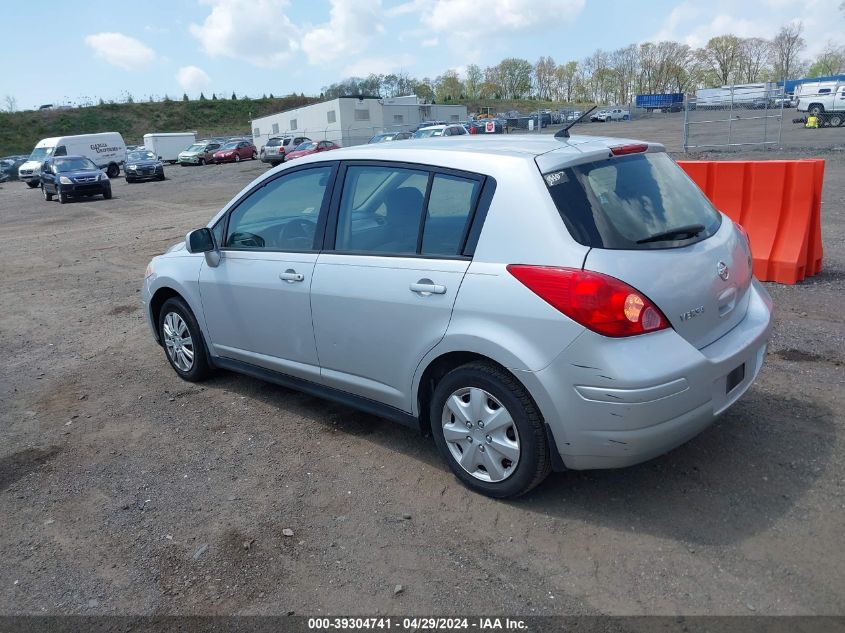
[[410, 281, 446, 295], [279, 270, 304, 283]]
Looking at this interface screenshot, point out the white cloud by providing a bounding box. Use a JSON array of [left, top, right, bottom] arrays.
[[189, 0, 299, 68], [651, 0, 837, 56], [342, 54, 416, 77], [421, 37, 439, 47], [415, 0, 585, 39], [301, 0, 384, 64], [84, 32, 156, 71], [176, 66, 212, 92]]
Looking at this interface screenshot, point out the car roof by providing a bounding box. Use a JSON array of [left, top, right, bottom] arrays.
[[281, 134, 664, 174]]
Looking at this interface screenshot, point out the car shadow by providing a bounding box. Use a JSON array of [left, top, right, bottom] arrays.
[[201, 371, 833, 546], [518, 388, 835, 546]]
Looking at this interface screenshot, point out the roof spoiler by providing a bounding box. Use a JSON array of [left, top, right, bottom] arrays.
[[554, 106, 597, 139]]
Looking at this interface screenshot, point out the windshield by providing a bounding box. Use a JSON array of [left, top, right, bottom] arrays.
[[413, 129, 442, 138], [29, 147, 54, 161], [221, 142, 239, 150], [185, 144, 204, 152], [543, 152, 721, 250], [128, 151, 156, 161], [295, 142, 316, 151], [55, 157, 98, 172]]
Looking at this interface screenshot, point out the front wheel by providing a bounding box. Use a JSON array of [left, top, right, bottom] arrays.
[[26, 180, 39, 188], [234, 154, 241, 163], [42, 186, 53, 201], [58, 189, 68, 204], [102, 188, 112, 199], [198, 158, 205, 166], [251, 151, 257, 160], [158, 297, 212, 382], [809, 104, 824, 116], [430, 361, 551, 498]]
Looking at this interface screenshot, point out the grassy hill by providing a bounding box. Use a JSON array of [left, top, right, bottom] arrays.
[[0, 95, 317, 156], [0, 95, 590, 156]]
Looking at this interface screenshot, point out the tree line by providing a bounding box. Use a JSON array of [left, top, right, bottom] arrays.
[[322, 23, 845, 105]]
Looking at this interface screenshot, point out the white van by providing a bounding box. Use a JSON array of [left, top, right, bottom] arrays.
[[143, 132, 196, 164], [18, 132, 126, 187]]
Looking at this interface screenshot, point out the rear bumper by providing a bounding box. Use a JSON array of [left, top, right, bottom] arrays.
[[520, 279, 772, 470]]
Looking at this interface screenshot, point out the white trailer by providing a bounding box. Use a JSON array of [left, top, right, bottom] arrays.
[[142, 132, 197, 164]]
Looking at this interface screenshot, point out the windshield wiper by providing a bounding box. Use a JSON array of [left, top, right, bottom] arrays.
[[636, 224, 706, 244]]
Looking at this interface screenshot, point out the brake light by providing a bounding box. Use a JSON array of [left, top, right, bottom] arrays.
[[507, 265, 669, 337], [610, 143, 648, 156]]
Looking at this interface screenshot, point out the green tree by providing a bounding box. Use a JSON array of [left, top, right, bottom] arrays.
[[770, 22, 805, 80], [807, 42, 845, 76], [182, 93, 189, 102], [698, 35, 742, 85], [199, 92, 206, 101], [464, 64, 483, 99], [231, 92, 237, 100]]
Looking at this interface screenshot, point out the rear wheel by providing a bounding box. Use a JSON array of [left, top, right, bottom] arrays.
[[106, 163, 119, 178], [26, 181, 39, 188], [42, 186, 52, 201], [430, 361, 551, 498], [829, 114, 843, 127], [158, 297, 212, 382]]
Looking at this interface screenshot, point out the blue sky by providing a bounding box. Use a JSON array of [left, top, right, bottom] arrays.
[[2, 0, 836, 109]]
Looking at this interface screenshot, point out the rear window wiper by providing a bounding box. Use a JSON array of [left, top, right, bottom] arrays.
[[636, 224, 705, 244]]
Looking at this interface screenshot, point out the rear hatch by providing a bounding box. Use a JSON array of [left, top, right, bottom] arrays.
[[542, 150, 753, 349]]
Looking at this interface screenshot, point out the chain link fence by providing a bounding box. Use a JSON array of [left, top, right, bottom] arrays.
[[683, 85, 786, 151]]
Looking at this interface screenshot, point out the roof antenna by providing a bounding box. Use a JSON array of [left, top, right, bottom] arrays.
[[555, 106, 597, 139]]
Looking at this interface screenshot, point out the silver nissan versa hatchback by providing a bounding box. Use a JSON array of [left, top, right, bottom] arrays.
[[143, 135, 772, 498]]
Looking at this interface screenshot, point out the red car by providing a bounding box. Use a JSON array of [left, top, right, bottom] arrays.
[[212, 140, 257, 163], [285, 140, 340, 161]]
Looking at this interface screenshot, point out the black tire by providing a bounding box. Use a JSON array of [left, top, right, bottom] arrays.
[[106, 163, 119, 178], [198, 158, 205, 166], [234, 154, 241, 163], [829, 114, 843, 128], [251, 151, 257, 160], [26, 180, 39, 188], [430, 361, 551, 498], [125, 177, 133, 183], [103, 188, 112, 200], [809, 104, 824, 116], [58, 190, 68, 204], [158, 297, 212, 382], [42, 186, 53, 201]]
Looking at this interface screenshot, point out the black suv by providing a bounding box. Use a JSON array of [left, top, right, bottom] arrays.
[[40, 155, 112, 204]]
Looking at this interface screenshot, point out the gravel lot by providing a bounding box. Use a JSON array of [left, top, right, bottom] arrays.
[[1, 122, 844, 616]]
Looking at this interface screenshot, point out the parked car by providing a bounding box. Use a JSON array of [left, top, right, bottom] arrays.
[[142, 135, 772, 498], [285, 140, 340, 161], [367, 132, 413, 143], [414, 120, 447, 131], [125, 150, 165, 183], [413, 124, 468, 138], [40, 155, 111, 203], [18, 132, 126, 187], [1, 155, 29, 181], [468, 120, 504, 134], [212, 140, 257, 164], [260, 136, 311, 165], [178, 141, 223, 166], [592, 108, 631, 122]]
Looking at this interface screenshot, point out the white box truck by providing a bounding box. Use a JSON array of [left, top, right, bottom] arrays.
[[143, 132, 197, 164], [18, 132, 126, 188]]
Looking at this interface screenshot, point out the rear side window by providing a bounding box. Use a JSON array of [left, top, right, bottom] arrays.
[[543, 152, 721, 249], [333, 165, 480, 257]]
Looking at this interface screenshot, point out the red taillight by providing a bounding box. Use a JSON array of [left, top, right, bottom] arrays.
[[610, 143, 648, 156], [506, 265, 669, 337]]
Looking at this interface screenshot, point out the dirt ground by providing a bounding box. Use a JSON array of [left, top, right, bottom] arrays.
[[1, 122, 844, 617]]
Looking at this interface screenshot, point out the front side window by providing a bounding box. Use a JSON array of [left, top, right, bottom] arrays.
[[225, 166, 333, 251], [53, 145, 67, 157]]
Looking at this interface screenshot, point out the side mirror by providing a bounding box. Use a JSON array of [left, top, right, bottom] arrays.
[[186, 227, 221, 267], [186, 227, 215, 253], [158, 156, 163, 160]]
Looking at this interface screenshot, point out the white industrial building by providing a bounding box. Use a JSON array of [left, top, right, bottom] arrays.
[[251, 95, 468, 149]]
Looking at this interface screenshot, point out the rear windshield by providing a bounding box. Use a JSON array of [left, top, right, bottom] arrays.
[[543, 152, 721, 249], [267, 138, 283, 146]]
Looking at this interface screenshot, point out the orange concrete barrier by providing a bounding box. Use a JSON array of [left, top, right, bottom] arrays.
[[678, 160, 824, 284]]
